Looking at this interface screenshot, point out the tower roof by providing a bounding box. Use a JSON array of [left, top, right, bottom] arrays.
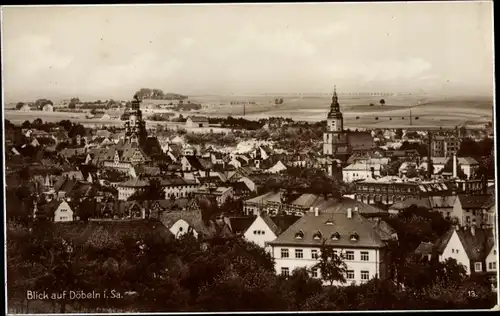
[[327, 85, 342, 119]]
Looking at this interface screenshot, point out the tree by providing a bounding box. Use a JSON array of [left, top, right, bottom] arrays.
[[15, 102, 25, 110], [457, 138, 481, 158], [128, 178, 165, 202], [379, 99, 385, 106], [381, 159, 402, 176], [314, 241, 347, 286], [369, 103, 374, 107], [34, 99, 53, 110]]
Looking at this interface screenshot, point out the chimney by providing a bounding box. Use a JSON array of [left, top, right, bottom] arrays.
[[452, 153, 457, 178], [471, 224, 476, 236], [347, 208, 352, 219], [314, 207, 319, 217]]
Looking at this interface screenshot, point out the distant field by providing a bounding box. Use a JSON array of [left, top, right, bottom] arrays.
[[4, 94, 493, 129]]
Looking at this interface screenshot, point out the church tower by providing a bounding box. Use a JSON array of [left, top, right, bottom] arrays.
[[327, 86, 343, 132], [323, 86, 348, 156], [124, 95, 147, 146]]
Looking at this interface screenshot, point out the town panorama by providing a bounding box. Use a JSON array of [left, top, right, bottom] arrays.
[[3, 2, 497, 314]]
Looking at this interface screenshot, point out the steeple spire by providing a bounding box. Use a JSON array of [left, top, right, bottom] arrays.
[[328, 85, 341, 119]]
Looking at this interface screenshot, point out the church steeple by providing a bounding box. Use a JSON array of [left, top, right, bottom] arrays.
[[328, 85, 342, 119]]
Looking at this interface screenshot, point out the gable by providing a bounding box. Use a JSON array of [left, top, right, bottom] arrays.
[[244, 216, 277, 239], [170, 219, 198, 238], [486, 244, 497, 263], [441, 230, 470, 271], [56, 202, 73, 214]]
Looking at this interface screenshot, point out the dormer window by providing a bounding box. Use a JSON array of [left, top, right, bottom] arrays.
[[331, 232, 340, 241], [295, 231, 304, 240], [350, 232, 359, 241], [325, 220, 334, 225], [313, 231, 322, 240]]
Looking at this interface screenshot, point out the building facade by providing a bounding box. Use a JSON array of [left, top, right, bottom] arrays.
[[268, 210, 393, 285]]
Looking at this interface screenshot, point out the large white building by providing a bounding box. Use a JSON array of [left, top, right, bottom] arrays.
[[268, 207, 396, 286]]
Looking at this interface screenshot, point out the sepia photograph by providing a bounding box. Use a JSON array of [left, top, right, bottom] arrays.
[[2, 2, 498, 314]]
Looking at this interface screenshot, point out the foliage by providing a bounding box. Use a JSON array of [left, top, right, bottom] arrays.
[[184, 132, 237, 147], [314, 241, 347, 285], [134, 88, 187, 100], [127, 179, 165, 201], [380, 159, 402, 176]]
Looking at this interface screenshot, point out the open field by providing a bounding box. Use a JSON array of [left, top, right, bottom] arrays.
[[4, 94, 493, 129]]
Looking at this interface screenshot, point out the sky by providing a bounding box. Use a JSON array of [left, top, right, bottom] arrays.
[[1, 2, 494, 102]]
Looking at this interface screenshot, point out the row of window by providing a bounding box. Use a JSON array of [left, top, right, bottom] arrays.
[[281, 267, 370, 281], [280, 249, 370, 261], [356, 185, 418, 193]]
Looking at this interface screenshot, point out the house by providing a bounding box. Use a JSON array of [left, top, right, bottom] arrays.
[[42, 104, 54, 112], [116, 177, 199, 201], [183, 144, 199, 156], [226, 216, 257, 236], [268, 208, 396, 285], [160, 199, 217, 240], [53, 201, 74, 222], [228, 181, 252, 200], [353, 177, 452, 206], [186, 116, 209, 128], [251, 145, 273, 161], [244, 213, 282, 249], [194, 186, 233, 206], [92, 113, 111, 120], [170, 135, 185, 145], [389, 194, 495, 228], [457, 157, 480, 180], [19, 104, 31, 111], [181, 155, 213, 175], [429, 226, 496, 290], [265, 160, 287, 174], [101, 145, 151, 171], [243, 191, 283, 216], [342, 162, 382, 183], [418, 157, 449, 175]]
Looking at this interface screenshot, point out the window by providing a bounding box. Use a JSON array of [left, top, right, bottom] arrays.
[[489, 262, 496, 270], [313, 231, 322, 240], [361, 251, 369, 261], [311, 249, 318, 259], [310, 268, 319, 278], [456, 249, 459, 254], [281, 248, 289, 258], [295, 231, 304, 240], [466, 216, 470, 223], [346, 251, 354, 260], [281, 267, 289, 276], [295, 249, 303, 259], [474, 262, 482, 272], [361, 270, 369, 280], [346, 270, 355, 280], [350, 233, 359, 241], [452, 249, 455, 253]]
